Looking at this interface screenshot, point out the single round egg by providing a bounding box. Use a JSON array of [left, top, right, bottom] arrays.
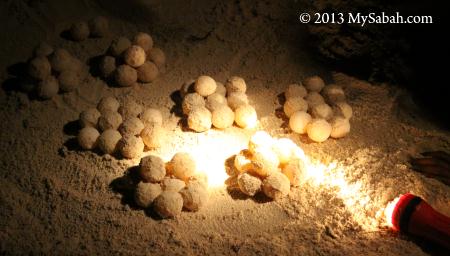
[[180, 182, 208, 211], [303, 76, 325, 92], [137, 61, 158, 83], [225, 76, 247, 94], [49, 48, 73, 72], [330, 117, 351, 139], [289, 111, 311, 134], [182, 93, 205, 115], [234, 104, 257, 129], [283, 97, 308, 117], [188, 106, 212, 132], [118, 117, 144, 136], [139, 108, 163, 127], [77, 127, 100, 150], [237, 173, 262, 196], [262, 172, 290, 200], [153, 191, 183, 219], [97, 96, 120, 113], [133, 32, 153, 51], [285, 83, 307, 99], [161, 177, 186, 192], [310, 103, 333, 120], [333, 102, 353, 119], [211, 105, 234, 129], [69, 22, 90, 41], [166, 152, 196, 181], [195, 75, 217, 97], [140, 125, 165, 149], [28, 57, 51, 81], [97, 129, 122, 155], [323, 84, 346, 104], [306, 119, 332, 143], [227, 92, 248, 110], [305, 92, 325, 109], [140, 155, 166, 183], [134, 182, 162, 208], [118, 99, 143, 119], [115, 64, 137, 87], [118, 135, 144, 159], [79, 108, 101, 128], [123, 45, 146, 68], [206, 93, 227, 112], [98, 111, 123, 131], [109, 37, 131, 57], [251, 147, 280, 177]]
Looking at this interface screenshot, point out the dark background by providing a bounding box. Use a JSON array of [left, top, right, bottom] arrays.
[[306, 0, 448, 128]]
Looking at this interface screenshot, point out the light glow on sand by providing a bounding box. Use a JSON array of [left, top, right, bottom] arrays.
[[154, 129, 249, 188], [149, 128, 379, 229], [301, 155, 378, 229], [384, 196, 401, 229]]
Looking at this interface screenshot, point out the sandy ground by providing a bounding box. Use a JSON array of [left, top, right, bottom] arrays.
[[1, 0, 449, 255]]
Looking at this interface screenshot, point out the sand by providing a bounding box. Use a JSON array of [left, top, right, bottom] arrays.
[[1, 0, 449, 255]]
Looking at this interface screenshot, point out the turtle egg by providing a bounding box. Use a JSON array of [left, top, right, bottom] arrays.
[[77, 127, 100, 150], [289, 111, 311, 134], [235, 105, 257, 129], [97, 129, 122, 155], [134, 182, 162, 208], [79, 108, 101, 128], [182, 93, 205, 115], [306, 119, 332, 143], [123, 45, 146, 68], [97, 96, 120, 113], [225, 76, 247, 94], [140, 155, 166, 182], [211, 105, 234, 129], [303, 76, 325, 92], [330, 117, 351, 139], [195, 75, 217, 97], [118, 135, 144, 159], [285, 83, 307, 99], [153, 191, 183, 219], [133, 32, 154, 51], [283, 97, 308, 117], [262, 172, 290, 200]]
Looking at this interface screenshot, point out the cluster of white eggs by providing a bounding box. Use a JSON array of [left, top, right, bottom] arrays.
[[20, 43, 87, 100], [68, 16, 109, 41], [97, 32, 165, 86], [284, 76, 353, 142], [134, 153, 208, 218], [180, 75, 258, 132], [227, 131, 306, 200], [77, 96, 166, 159]]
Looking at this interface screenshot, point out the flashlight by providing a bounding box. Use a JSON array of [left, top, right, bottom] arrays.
[[388, 193, 450, 249]]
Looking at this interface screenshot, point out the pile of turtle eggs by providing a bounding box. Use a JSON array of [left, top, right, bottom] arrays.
[[180, 75, 258, 132], [284, 76, 353, 142], [227, 131, 306, 200], [77, 96, 166, 159], [134, 153, 208, 218], [97, 32, 165, 86]]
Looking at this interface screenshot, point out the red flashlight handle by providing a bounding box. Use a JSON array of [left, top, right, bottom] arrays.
[[408, 201, 450, 249]]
